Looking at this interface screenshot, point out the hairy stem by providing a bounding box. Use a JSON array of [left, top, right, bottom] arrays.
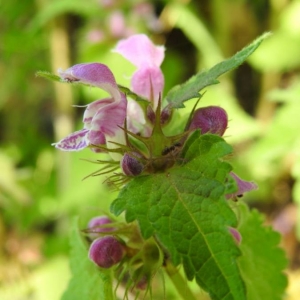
[[165, 261, 199, 300]]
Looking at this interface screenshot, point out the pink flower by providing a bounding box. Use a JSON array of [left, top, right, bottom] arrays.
[[53, 35, 166, 155], [226, 172, 258, 199], [113, 34, 165, 108], [52, 63, 127, 153]]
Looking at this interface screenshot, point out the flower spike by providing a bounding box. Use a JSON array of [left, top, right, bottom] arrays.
[[54, 63, 127, 155]]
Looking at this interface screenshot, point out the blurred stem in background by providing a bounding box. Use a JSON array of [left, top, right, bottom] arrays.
[[48, 16, 73, 194]]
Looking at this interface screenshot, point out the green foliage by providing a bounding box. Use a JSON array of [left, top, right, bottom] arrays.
[[29, 0, 100, 31], [237, 203, 288, 300], [111, 132, 246, 300], [250, 2, 300, 71], [62, 217, 114, 300], [165, 33, 270, 108], [36, 71, 62, 83]]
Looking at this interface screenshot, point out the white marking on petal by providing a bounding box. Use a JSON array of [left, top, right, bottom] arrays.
[[52, 129, 89, 151]]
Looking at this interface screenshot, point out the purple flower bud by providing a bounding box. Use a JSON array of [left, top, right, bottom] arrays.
[[121, 153, 144, 176], [88, 216, 115, 238], [189, 106, 228, 136], [88, 236, 125, 268], [146, 105, 155, 124], [226, 172, 258, 199], [228, 227, 242, 245], [160, 105, 172, 125]]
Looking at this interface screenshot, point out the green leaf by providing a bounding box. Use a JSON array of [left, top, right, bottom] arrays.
[[165, 32, 271, 108], [237, 203, 288, 300], [36, 71, 62, 82], [36, 71, 90, 87], [62, 217, 114, 300], [29, 0, 100, 31], [111, 132, 246, 300], [117, 84, 149, 109]]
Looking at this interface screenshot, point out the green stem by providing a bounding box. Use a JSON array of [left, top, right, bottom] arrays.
[[163, 3, 223, 68], [48, 16, 74, 194], [165, 261, 198, 300]]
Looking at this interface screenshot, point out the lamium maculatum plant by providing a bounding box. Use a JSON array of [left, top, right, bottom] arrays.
[[39, 33, 287, 300]]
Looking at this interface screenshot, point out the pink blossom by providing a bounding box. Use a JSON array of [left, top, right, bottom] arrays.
[[113, 34, 165, 108], [226, 172, 258, 199], [53, 63, 127, 152], [228, 227, 242, 245], [108, 11, 127, 38]]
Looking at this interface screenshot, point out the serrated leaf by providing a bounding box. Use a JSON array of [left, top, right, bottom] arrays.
[[237, 203, 288, 300], [111, 132, 246, 300], [165, 32, 271, 108], [62, 217, 114, 300]]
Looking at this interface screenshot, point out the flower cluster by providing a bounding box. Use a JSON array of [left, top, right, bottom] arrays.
[[53, 35, 164, 154], [53, 34, 257, 195], [52, 34, 258, 294]]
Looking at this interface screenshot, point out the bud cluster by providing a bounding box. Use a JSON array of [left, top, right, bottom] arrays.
[[118, 105, 229, 178], [86, 215, 162, 293]]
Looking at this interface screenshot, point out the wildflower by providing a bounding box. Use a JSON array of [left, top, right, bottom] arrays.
[[114, 34, 165, 108], [52, 63, 127, 154], [226, 172, 258, 199], [53, 35, 166, 154]]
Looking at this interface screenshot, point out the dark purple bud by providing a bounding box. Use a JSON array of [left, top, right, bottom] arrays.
[[88, 236, 125, 268], [121, 153, 144, 176], [189, 106, 228, 136], [228, 227, 242, 245], [88, 216, 115, 238], [146, 105, 155, 124], [160, 105, 172, 125]]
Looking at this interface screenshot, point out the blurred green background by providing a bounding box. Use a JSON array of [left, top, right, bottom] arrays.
[[1, 0, 300, 299]]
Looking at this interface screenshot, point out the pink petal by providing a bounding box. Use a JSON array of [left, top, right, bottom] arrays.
[[228, 227, 242, 245], [131, 66, 164, 106], [226, 172, 258, 199], [52, 129, 89, 151], [114, 34, 165, 68], [58, 63, 121, 101], [126, 100, 146, 134], [83, 98, 114, 126], [88, 130, 106, 145], [108, 11, 126, 38], [90, 94, 127, 137], [88, 130, 106, 153]]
